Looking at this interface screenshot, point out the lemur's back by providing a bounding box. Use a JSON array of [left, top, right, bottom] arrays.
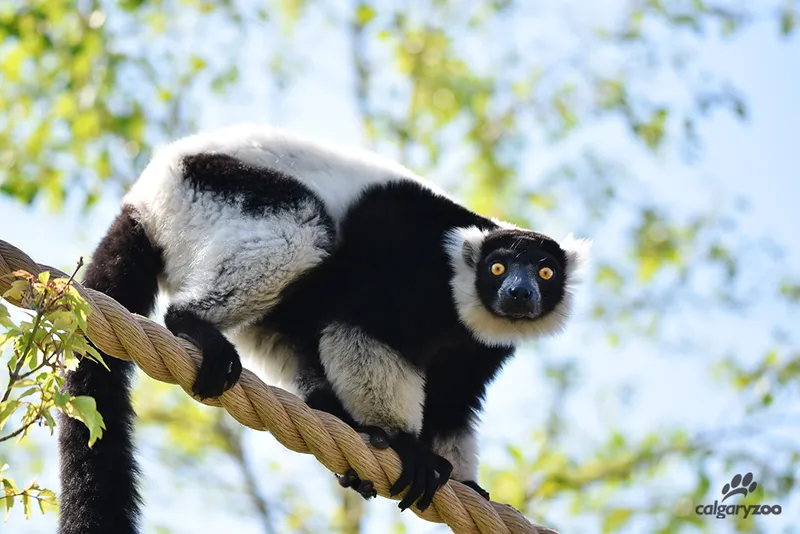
[[119, 124, 445, 325]]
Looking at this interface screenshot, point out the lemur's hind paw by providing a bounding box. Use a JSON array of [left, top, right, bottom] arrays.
[[338, 469, 378, 500], [334, 426, 389, 501], [355, 425, 390, 449], [461, 480, 490, 501]]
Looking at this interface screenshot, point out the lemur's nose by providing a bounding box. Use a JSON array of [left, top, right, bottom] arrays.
[[507, 285, 533, 299]]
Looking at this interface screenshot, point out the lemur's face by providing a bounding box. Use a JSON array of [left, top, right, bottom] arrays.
[[445, 225, 589, 346], [475, 231, 567, 321]]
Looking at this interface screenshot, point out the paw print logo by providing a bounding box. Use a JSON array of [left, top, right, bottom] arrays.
[[721, 472, 758, 502]]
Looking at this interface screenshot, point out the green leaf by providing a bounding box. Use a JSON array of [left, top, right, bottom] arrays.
[[3, 280, 30, 302], [48, 311, 75, 331], [15, 387, 39, 401], [603, 508, 632, 533], [780, 8, 797, 36], [71, 301, 90, 333], [0, 400, 21, 430], [22, 491, 31, 519], [355, 3, 376, 25], [0, 303, 14, 329], [41, 408, 57, 433], [37, 488, 57, 515], [2, 491, 13, 522], [37, 271, 50, 286], [0, 330, 17, 349], [71, 337, 108, 371], [53, 389, 70, 409], [10, 379, 36, 390], [189, 56, 207, 73], [63, 396, 106, 447], [2, 477, 18, 521]]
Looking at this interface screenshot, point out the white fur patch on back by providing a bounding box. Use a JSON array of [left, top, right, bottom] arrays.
[[123, 135, 337, 330], [444, 226, 591, 347], [126, 123, 451, 227], [319, 322, 425, 435], [431, 427, 478, 481], [130, 190, 330, 329]]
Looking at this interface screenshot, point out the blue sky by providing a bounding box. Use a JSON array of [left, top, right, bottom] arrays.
[[2, 6, 799, 534]]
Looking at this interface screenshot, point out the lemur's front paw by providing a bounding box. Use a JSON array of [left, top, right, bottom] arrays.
[[388, 432, 453, 512], [338, 469, 377, 500], [461, 480, 490, 501], [182, 333, 242, 399]]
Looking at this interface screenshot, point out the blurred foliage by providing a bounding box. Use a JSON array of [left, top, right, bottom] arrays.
[[0, 0, 253, 210], [1, 0, 799, 533]]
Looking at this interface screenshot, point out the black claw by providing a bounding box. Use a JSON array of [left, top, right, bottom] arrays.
[[337, 470, 377, 500], [390, 450, 415, 497], [338, 469, 360, 489], [399, 460, 426, 511], [462, 480, 490, 501], [416, 480, 436, 511], [436, 457, 454, 486], [355, 479, 377, 500], [225, 357, 243, 389], [386, 432, 452, 512]]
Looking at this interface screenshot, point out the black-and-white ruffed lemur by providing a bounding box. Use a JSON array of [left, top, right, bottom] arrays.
[[58, 124, 589, 533]]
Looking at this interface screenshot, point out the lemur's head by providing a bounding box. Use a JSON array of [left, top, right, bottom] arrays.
[[445, 225, 590, 346]]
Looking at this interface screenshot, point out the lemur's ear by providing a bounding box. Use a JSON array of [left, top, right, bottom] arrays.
[[445, 226, 487, 270], [461, 239, 479, 269]]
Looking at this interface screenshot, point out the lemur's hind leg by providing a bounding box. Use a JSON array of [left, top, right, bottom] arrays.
[[154, 152, 337, 399], [431, 430, 489, 500], [294, 367, 380, 500], [318, 322, 452, 511]]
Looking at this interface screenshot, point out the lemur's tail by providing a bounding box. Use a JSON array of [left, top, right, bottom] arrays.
[[58, 206, 162, 534]]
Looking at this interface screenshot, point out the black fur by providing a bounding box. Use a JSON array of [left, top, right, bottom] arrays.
[[164, 306, 243, 399], [268, 181, 496, 364], [387, 431, 453, 511], [462, 480, 490, 500], [262, 182, 517, 509], [262, 180, 573, 509], [182, 153, 332, 227], [60, 151, 575, 521], [419, 343, 511, 440], [58, 206, 163, 534], [300, 368, 358, 427]]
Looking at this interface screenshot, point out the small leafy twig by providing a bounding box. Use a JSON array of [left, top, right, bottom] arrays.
[[1, 259, 100, 523]]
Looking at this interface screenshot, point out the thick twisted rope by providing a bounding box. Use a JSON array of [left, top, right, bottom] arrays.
[[0, 239, 557, 534]]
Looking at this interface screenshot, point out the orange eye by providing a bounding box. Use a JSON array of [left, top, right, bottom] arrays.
[[491, 263, 505, 276], [539, 267, 554, 280]]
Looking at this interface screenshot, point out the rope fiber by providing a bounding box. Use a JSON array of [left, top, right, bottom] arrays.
[[0, 239, 557, 534]]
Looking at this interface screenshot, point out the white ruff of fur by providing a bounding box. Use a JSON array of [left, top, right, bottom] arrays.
[[444, 226, 591, 347]]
